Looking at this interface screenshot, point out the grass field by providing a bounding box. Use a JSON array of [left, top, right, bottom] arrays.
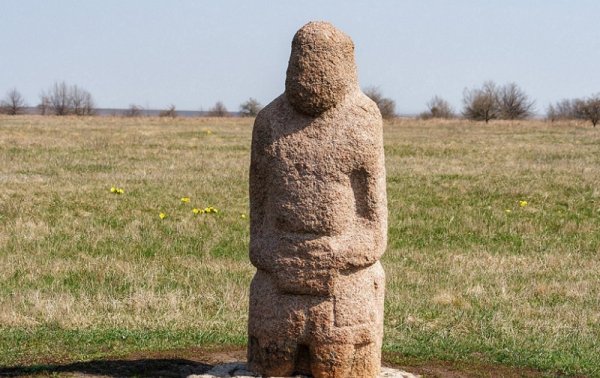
[[0, 115, 599, 376]]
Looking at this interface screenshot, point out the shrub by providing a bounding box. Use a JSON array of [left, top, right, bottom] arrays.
[[239, 98, 262, 117], [462, 81, 500, 123], [364, 87, 396, 119], [419, 95, 454, 119], [463, 81, 536, 122], [580, 95, 600, 127], [124, 104, 143, 117], [208, 101, 229, 117], [498, 82, 535, 120], [159, 105, 177, 118]]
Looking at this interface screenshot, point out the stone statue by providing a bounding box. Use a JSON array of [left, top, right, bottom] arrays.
[[248, 21, 387, 378]]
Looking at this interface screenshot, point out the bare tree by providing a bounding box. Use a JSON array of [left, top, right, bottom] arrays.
[[71, 86, 95, 116], [462, 81, 499, 123], [573, 98, 588, 120], [547, 98, 588, 121], [46, 82, 71, 115], [580, 95, 600, 127], [547, 99, 574, 121], [208, 101, 229, 117], [498, 83, 535, 119], [41, 81, 95, 116], [239, 98, 262, 117], [546, 103, 557, 122], [159, 104, 177, 118], [419, 95, 454, 119], [556, 99, 577, 119], [37, 93, 50, 115], [0, 88, 27, 115], [123, 104, 143, 117], [364, 86, 396, 119]]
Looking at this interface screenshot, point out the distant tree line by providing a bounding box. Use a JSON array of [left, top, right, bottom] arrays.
[[415, 81, 599, 127], [0, 83, 266, 119], [432, 81, 536, 123], [1, 81, 598, 127]]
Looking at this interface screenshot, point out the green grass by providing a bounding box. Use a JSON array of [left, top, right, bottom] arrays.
[[0, 116, 599, 376]]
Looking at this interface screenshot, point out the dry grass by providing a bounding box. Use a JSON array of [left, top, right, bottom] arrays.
[[0, 116, 599, 375]]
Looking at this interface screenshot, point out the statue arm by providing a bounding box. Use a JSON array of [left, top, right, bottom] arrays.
[[337, 117, 388, 269], [365, 139, 388, 258], [248, 112, 275, 271]]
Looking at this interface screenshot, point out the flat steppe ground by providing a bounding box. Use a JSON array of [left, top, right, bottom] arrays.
[[0, 116, 599, 377]]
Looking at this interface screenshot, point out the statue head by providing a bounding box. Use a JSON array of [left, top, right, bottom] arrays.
[[285, 21, 359, 116]]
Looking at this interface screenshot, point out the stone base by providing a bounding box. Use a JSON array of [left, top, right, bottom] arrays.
[[189, 362, 418, 378]]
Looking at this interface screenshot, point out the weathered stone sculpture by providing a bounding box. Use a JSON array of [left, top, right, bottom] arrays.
[[248, 21, 387, 378]]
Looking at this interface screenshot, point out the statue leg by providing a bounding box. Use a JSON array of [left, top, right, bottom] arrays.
[[307, 341, 381, 378], [248, 336, 297, 376], [310, 262, 384, 378], [309, 342, 355, 378], [350, 342, 381, 377], [248, 269, 308, 376]]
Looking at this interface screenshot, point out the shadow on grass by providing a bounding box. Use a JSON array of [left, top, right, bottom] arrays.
[[0, 358, 212, 377]]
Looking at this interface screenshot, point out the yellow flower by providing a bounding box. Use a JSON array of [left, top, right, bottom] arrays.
[[192, 208, 204, 215], [110, 186, 124, 194], [116, 188, 124, 194], [181, 197, 190, 203], [241, 213, 247, 219], [519, 200, 528, 207], [505, 209, 512, 213], [202, 206, 218, 214], [110, 186, 117, 193], [159, 212, 167, 219]]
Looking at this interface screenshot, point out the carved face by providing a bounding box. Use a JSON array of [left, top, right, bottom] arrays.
[[285, 22, 358, 116]]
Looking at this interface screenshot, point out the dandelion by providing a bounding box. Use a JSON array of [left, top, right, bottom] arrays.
[[519, 200, 528, 207], [181, 197, 190, 203], [110, 186, 124, 194], [241, 213, 247, 219], [204, 206, 218, 214], [159, 212, 167, 220], [193, 206, 218, 215], [505, 209, 512, 213]]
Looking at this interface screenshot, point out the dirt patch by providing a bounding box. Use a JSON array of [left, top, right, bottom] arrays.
[[0, 347, 556, 377]]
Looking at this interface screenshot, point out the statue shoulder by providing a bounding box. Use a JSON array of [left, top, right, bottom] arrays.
[[355, 91, 383, 120], [254, 94, 286, 126], [252, 94, 287, 149]]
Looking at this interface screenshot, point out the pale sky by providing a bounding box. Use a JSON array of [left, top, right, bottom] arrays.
[[1, 0, 599, 114]]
